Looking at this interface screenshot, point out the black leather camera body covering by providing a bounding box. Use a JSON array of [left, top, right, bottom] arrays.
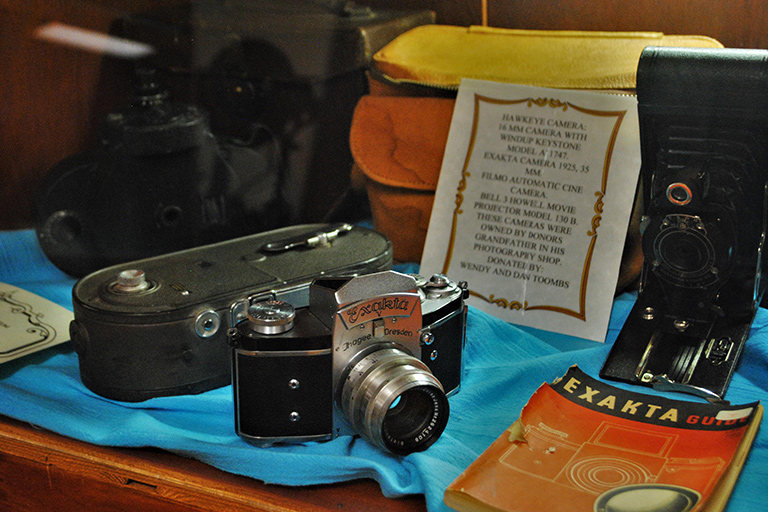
[[69, 224, 392, 402], [601, 47, 768, 399]]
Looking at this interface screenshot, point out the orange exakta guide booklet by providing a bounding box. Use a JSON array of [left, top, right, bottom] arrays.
[[445, 366, 762, 512]]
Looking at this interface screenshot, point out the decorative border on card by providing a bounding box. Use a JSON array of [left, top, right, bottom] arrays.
[[441, 94, 627, 320], [0, 291, 56, 359]]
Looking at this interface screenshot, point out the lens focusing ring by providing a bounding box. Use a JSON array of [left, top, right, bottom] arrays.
[[340, 348, 449, 455], [655, 228, 714, 277], [650, 214, 720, 288]]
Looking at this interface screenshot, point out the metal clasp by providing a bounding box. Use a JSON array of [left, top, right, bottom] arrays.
[[260, 223, 353, 253]]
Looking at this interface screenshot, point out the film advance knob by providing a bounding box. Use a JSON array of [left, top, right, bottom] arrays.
[[112, 269, 151, 293], [247, 300, 296, 335]]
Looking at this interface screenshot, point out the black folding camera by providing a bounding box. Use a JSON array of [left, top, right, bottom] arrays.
[[228, 270, 468, 455], [601, 47, 768, 400]]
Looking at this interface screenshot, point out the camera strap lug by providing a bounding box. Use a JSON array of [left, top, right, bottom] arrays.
[[230, 298, 255, 328]]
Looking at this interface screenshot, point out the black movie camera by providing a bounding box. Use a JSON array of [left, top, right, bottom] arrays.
[[70, 223, 393, 402], [601, 47, 768, 400], [111, 0, 434, 226], [35, 68, 283, 277], [228, 270, 468, 454]]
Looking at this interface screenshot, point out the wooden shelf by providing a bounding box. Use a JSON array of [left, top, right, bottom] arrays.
[[0, 414, 426, 512]]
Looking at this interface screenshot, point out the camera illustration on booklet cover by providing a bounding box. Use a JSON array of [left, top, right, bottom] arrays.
[[502, 421, 719, 511], [601, 46, 768, 399], [228, 270, 468, 454]]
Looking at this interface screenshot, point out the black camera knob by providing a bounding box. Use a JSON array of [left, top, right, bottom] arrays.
[[247, 300, 295, 335]]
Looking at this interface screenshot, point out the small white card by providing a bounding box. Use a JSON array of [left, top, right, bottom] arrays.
[[0, 283, 73, 363], [420, 79, 641, 342]]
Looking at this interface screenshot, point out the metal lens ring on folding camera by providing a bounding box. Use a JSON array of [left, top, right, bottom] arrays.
[[666, 182, 693, 206], [651, 215, 718, 287]]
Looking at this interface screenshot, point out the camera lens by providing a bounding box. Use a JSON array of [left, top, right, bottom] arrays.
[[647, 214, 725, 288], [654, 225, 715, 281], [382, 387, 446, 449], [656, 230, 713, 275], [340, 348, 449, 455]]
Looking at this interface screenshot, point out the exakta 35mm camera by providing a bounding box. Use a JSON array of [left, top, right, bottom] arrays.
[[228, 270, 468, 455], [601, 46, 768, 400]]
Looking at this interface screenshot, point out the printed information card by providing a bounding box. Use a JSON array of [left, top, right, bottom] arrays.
[[0, 283, 73, 363], [420, 79, 641, 342]]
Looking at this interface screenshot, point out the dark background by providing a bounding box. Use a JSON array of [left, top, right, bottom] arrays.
[[1, 0, 761, 230]]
